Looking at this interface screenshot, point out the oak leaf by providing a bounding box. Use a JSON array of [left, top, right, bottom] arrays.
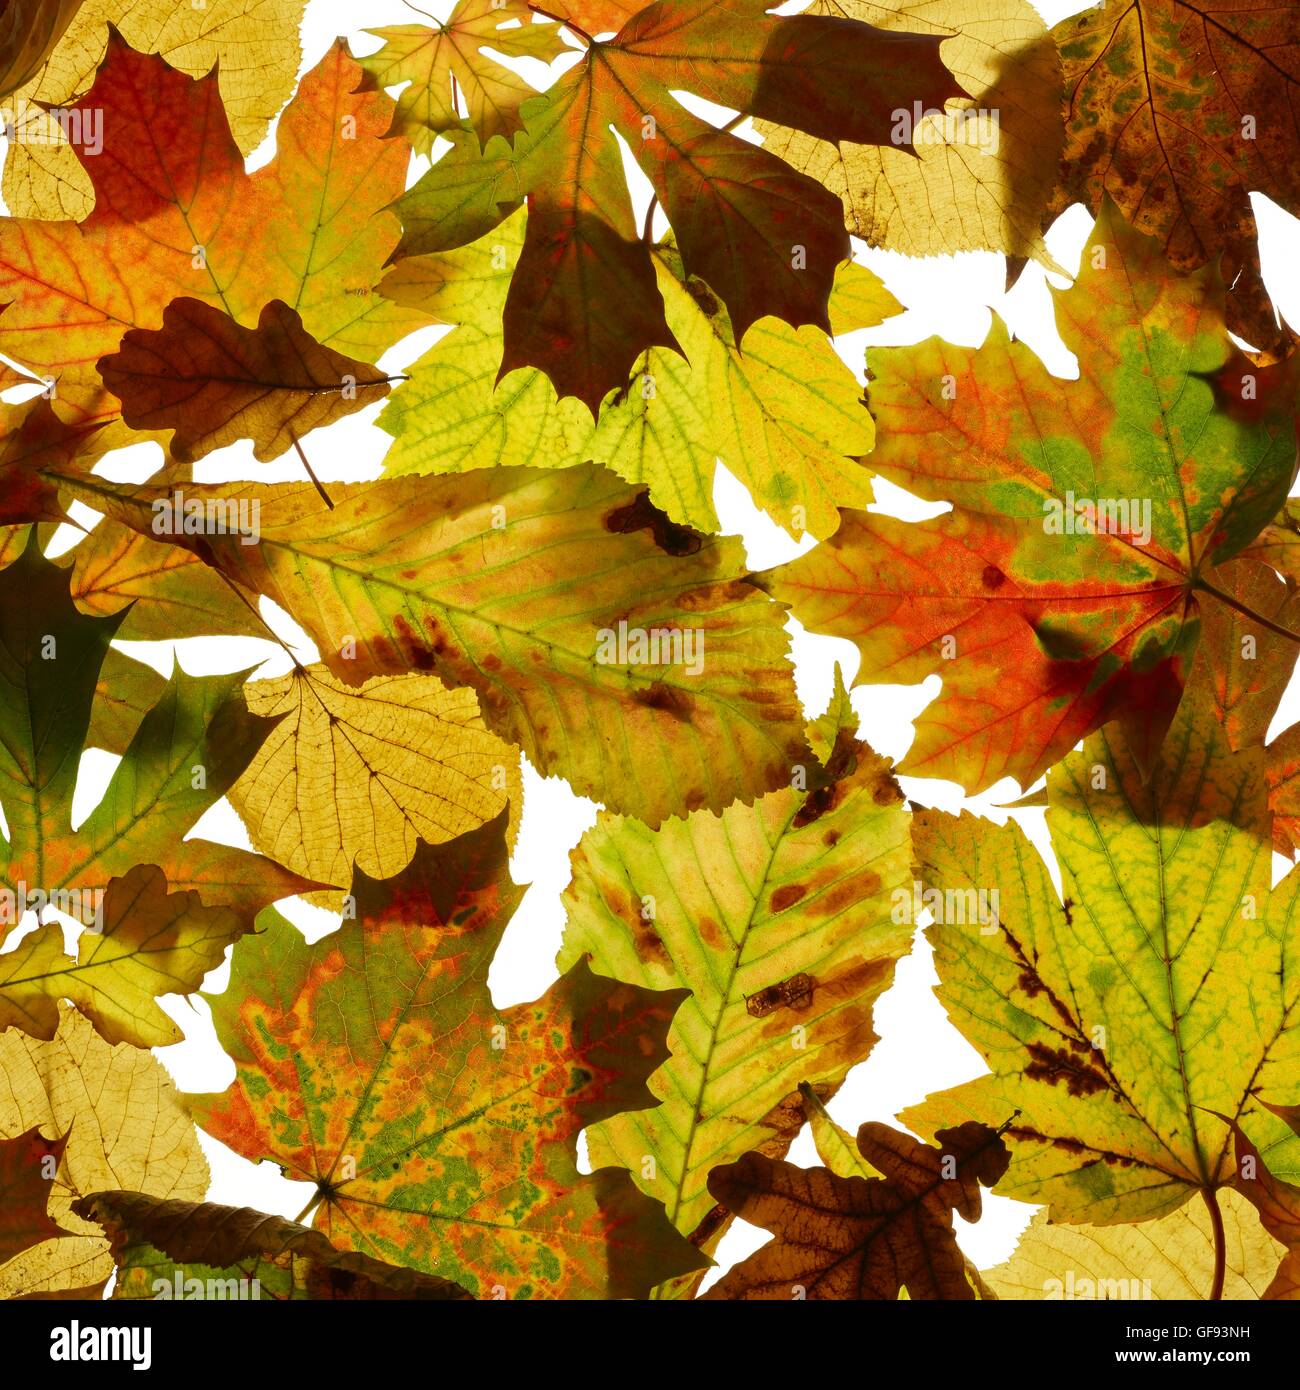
[[703, 1120, 1009, 1299], [98, 298, 397, 464], [0, 864, 244, 1047], [188, 815, 703, 1299], [0, 38, 430, 431]]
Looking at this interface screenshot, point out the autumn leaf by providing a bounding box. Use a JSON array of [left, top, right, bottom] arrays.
[[1199, 558, 1300, 752], [1048, 0, 1300, 355], [98, 298, 398, 464], [704, 1120, 1009, 1299], [557, 686, 911, 1289], [0, 38, 430, 431], [0, 864, 244, 1048], [0, 533, 311, 928], [1218, 1112, 1300, 1299], [0, 1005, 209, 1298], [757, 0, 1066, 267], [63, 515, 268, 642], [2, 0, 306, 220], [188, 814, 703, 1299], [227, 664, 520, 904], [983, 1194, 1285, 1301], [75, 1193, 473, 1301], [1244, 498, 1300, 585], [61, 468, 809, 826], [0, 0, 83, 100], [355, 2, 567, 152], [761, 203, 1299, 794], [1268, 725, 1300, 855], [0, 398, 101, 525], [379, 212, 897, 537], [900, 676, 1300, 1296], [391, 0, 959, 409], [87, 649, 166, 757], [0, 1128, 69, 1266]]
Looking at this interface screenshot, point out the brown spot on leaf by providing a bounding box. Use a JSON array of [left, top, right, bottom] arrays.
[[632, 681, 694, 719], [604, 490, 702, 556], [770, 884, 807, 914], [818, 866, 882, 916], [746, 972, 814, 1018], [1025, 1042, 1110, 1097], [981, 564, 1006, 590]]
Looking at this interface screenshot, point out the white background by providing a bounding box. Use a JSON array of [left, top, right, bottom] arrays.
[[4, 0, 1300, 1291]]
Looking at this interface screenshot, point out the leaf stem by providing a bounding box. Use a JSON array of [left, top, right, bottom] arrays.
[[641, 195, 658, 245], [1201, 1186, 1226, 1301], [211, 569, 308, 675], [289, 432, 334, 510], [527, 3, 594, 45], [293, 1192, 324, 1225], [1192, 575, 1300, 644]]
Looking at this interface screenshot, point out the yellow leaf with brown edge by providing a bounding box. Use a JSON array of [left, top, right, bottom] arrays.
[[228, 664, 521, 909], [0, 1006, 208, 1298]]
